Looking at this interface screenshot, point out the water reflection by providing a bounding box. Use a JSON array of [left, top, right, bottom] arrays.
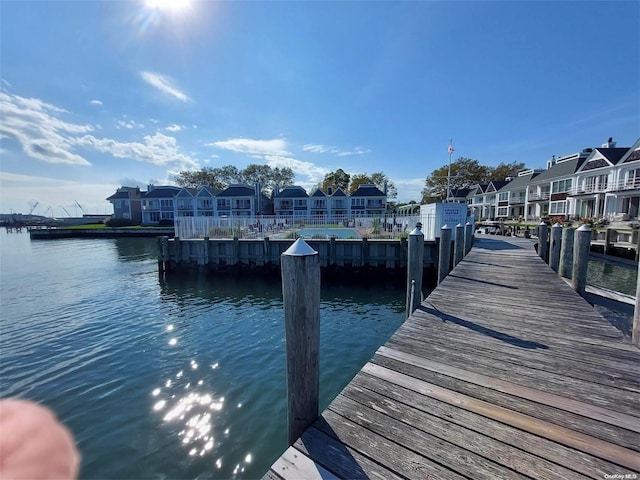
[[588, 260, 637, 296]]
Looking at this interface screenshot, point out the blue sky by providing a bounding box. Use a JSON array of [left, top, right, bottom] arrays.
[[1, 0, 638, 216]]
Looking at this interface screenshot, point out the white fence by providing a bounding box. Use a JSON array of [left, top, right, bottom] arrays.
[[174, 214, 443, 240]]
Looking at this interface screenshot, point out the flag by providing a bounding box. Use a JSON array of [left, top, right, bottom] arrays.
[[448, 144, 454, 154]]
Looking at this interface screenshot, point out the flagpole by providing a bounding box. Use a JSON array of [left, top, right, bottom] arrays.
[[446, 139, 453, 203]]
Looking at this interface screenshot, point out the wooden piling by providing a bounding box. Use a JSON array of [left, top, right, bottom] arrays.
[[454, 224, 464, 266], [406, 224, 424, 317], [633, 259, 640, 347], [571, 224, 591, 296], [538, 222, 549, 262], [464, 221, 473, 255], [559, 227, 575, 279], [281, 238, 320, 445], [549, 223, 562, 272], [202, 236, 210, 266], [438, 225, 452, 284], [157, 236, 165, 274]]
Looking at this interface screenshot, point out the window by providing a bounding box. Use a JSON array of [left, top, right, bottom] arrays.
[[498, 193, 509, 202], [351, 198, 365, 207], [115, 200, 122, 208], [199, 199, 212, 209], [551, 179, 572, 193], [549, 201, 567, 214], [149, 212, 160, 222], [161, 211, 174, 219], [497, 207, 508, 217], [161, 199, 173, 207], [627, 169, 640, 188], [217, 199, 230, 208], [294, 199, 307, 207]]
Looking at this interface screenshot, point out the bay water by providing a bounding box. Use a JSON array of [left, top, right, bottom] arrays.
[[0, 230, 406, 479]]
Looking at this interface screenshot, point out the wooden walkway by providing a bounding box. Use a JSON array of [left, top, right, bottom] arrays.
[[264, 236, 640, 480]]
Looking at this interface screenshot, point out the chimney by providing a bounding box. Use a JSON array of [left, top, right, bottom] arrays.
[[147, 184, 155, 192], [328, 186, 333, 195], [601, 137, 616, 148], [383, 181, 388, 195], [546, 155, 556, 169]]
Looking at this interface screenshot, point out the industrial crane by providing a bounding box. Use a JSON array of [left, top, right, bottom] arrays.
[[74, 200, 87, 216], [28, 201, 39, 215]]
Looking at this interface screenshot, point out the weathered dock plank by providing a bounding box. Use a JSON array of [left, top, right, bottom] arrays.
[[264, 236, 640, 479]]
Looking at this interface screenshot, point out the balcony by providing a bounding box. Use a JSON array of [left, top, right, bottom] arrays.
[[508, 196, 526, 205], [609, 178, 640, 192], [527, 192, 550, 202], [567, 184, 609, 196]]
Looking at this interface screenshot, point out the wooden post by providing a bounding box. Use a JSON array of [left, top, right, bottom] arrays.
[[406, 223, 424, 317], [281, 238, 320, 445], [604, 228, 614, 256], [633, 259, 640, 347], [549, 223, 562, 272], [329, 236, 336, 266], [202, 236, 210, 267], [263, 236, 271, 264], [538, 222, 549, 262], [174, 236, 181, 266], [157, 236, 165, 274], [559, 227, 575, 279], [438, 225, 452, 284], [571, 224, 591, 296], [464, 221, 473, 255], [362, 237, 369, 266], [161, 236, 170, 272], [454, 223, 464, 266], [233, 236, 240, 265]]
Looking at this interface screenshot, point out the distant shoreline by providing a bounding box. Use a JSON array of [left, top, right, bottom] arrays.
[[29, 227, 174, 239]]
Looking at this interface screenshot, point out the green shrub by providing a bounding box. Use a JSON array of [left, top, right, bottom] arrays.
[[104, 217, 138, 228]]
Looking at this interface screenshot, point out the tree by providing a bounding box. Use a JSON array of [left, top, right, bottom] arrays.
[[321, 169, 351, 192], [175, 164, 294, 194], [346, 172, 396, 199], [490, 162, 526, 182], [421, 157, 491, 203]]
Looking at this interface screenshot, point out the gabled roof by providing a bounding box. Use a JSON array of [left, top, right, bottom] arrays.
[[449, 188, 472, 198], [176, 188, 198, 198], [530, 157, 585, 183], [142, 186, 181, 199], [106, 186, 141, 201], [350, 184, 385, 197], [474, 184, 489, 194], [331, 188, 347, 197], [275, 186, 309, 198], [217, 184, 255, 197], [497, 172, 538, 191], [619, 138, 640, 164], [488, 180, 511, 192], [196, 186, 221, 197], [579, 147, 629, 172], [311, 189, 326, 197]]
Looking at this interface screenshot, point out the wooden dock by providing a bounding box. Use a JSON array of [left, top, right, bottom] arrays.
[[264, 236, 640, 480]]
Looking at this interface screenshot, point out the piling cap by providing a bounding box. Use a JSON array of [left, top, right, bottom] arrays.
[[409, 226, 424, 236], [283, 237, 318, 256], [577, 224, 591, 231]]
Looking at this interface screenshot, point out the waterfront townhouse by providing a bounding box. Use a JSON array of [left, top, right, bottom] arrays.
[[468, 184, 490, 220], [273, 186, 309, 218], [328, 188, 349, 216], [495, 170, 539, 220], [174, 188, 198, 218], [350, 184, 387, 216], [141, 185, 181, 224], [215, 184, 267, 217], [469, 181, 510, 220], [193, 185, 220, 217], [309, 189, 328, 217], [106, 186, 142, 224], [611, 139, 640, 219], [569, 139, 636, 220]]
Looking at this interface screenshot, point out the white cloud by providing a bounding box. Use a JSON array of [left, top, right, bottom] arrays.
[[165, 124, 182, 132], [90, 99, 103, 106], [302, 143, 371, 157], [140, 71, 190, 102], [392, 177, 425, 203], [264, 155, 329, 188], [72, 132, 198, 169], [209, 138, 290, 156], [116, 119, 145, 129], [0, 92, 93, 165]]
